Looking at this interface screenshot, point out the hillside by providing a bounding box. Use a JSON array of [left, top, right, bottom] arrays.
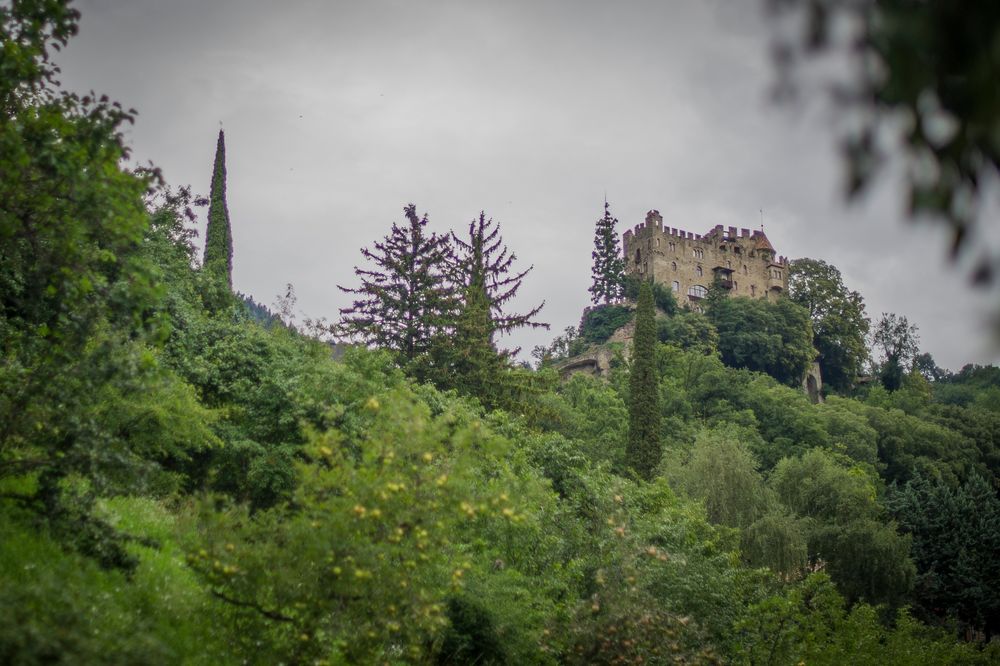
[[3, 4, 1000, 664]]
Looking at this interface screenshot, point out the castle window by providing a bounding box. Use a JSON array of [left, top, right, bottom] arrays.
[[695, 265, 703, 277], [751, 285, 756, 296], [672, 280, 680, 293], [635, 249, 641, 264], [727, 260, 732, 269], [743, 264, 748, 275], [656, 238, 660, 247], [688, 285, 708, 299], [671, 261, 677, 271], [733, 280, 738, 290], [734, 246, 741, 254], [693, 248, 704, 259], [669, 242, 676, 253]]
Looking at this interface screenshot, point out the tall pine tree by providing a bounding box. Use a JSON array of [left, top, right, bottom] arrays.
[[338, 204, 455, 363], [450, 212, 547, 353], [589, 200, 626, 304], [202, 129, 234, 311], [627, 280, 661, 480]]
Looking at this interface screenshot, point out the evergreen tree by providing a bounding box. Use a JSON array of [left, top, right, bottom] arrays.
[[589, 200, 626, 304], [202, 129, 234, 311], [338, 204, 455, 362], [627, 280, 661, 479], [450, 212, 547, 353], [445, 280, 508, 403]]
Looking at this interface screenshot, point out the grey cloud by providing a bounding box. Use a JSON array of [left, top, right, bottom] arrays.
[[58, 0, 999, 371]]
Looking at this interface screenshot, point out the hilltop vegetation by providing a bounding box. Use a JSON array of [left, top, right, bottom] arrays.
[[2, 2, 999, 664]]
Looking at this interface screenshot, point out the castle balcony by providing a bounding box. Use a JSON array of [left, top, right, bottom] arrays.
[[713, 266, 734, 290]]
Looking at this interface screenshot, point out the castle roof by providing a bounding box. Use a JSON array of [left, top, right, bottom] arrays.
[[751, 230, 775, 252]]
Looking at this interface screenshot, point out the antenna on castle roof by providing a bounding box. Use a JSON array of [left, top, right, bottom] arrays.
[[760, 209, 764, 232]]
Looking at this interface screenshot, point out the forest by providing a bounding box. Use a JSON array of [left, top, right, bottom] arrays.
[[3, 2, 1000, 664]]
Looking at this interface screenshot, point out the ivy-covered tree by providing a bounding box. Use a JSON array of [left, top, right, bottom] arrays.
[[202, 129, 234, 311], [589, 200, 626, 304], [627, 280, 661, 479], [872, 312, 920, 392], [450, 212, 547, 352], [707, 296, 815, 386], [789, 258, 870, 392], [338, 204, 455, 363]]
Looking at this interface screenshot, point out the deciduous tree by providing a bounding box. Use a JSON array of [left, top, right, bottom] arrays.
[[789, 258, 869, 392]]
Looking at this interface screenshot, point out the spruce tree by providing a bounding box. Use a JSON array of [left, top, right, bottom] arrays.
[[202, 129, 234, 311], [450, 212, 547, 352], [589, 200, 626, 304], [627, 280, 661, 480], [338, 204, 455, 363]]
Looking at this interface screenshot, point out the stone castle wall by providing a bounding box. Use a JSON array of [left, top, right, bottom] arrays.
[[622, 210, 789, 310]]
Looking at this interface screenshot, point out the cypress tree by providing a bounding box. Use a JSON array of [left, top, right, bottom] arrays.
[[202, 129, 234, 311], [627, 280, 661, 479], [589, 200, 626, 304], [338, 204, 455, 363]]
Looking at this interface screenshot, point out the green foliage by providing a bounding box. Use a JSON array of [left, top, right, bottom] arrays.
[[736, 573, 993, 665], [707, 296, 814, 385], [674, 424, 774, 529], [579, 303, 633, 345], [589, 200, 626, 304], [201, 129, 234, 311], [771, 449, 915, 606], [7, 3, 1000, 661], [0, 499, 232, 665], [887, 474, 1000, 637], [789, 258, 870, 392], [623, 274, 678, 314], [627, 282, 662, 479], [657, 309, 718, 354]]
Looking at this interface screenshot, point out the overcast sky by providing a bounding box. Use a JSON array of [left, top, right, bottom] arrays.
[[58, 0, 1000, 371]]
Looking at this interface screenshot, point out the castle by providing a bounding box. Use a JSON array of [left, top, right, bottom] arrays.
[[622, 210, 789, 309]]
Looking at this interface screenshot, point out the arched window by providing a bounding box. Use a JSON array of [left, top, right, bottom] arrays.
[[742, 264, 748, 275], [671, 261, 677, 271], [693, 248, 704, 259], [688, 284, 708, 299], [671, 280, 680, 293], [635, 248, 641, 264], [655, 238, 660, 247], [727, 260, 732, 269], [669, 242, 676, 253], [695, 265, 703, 277]]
